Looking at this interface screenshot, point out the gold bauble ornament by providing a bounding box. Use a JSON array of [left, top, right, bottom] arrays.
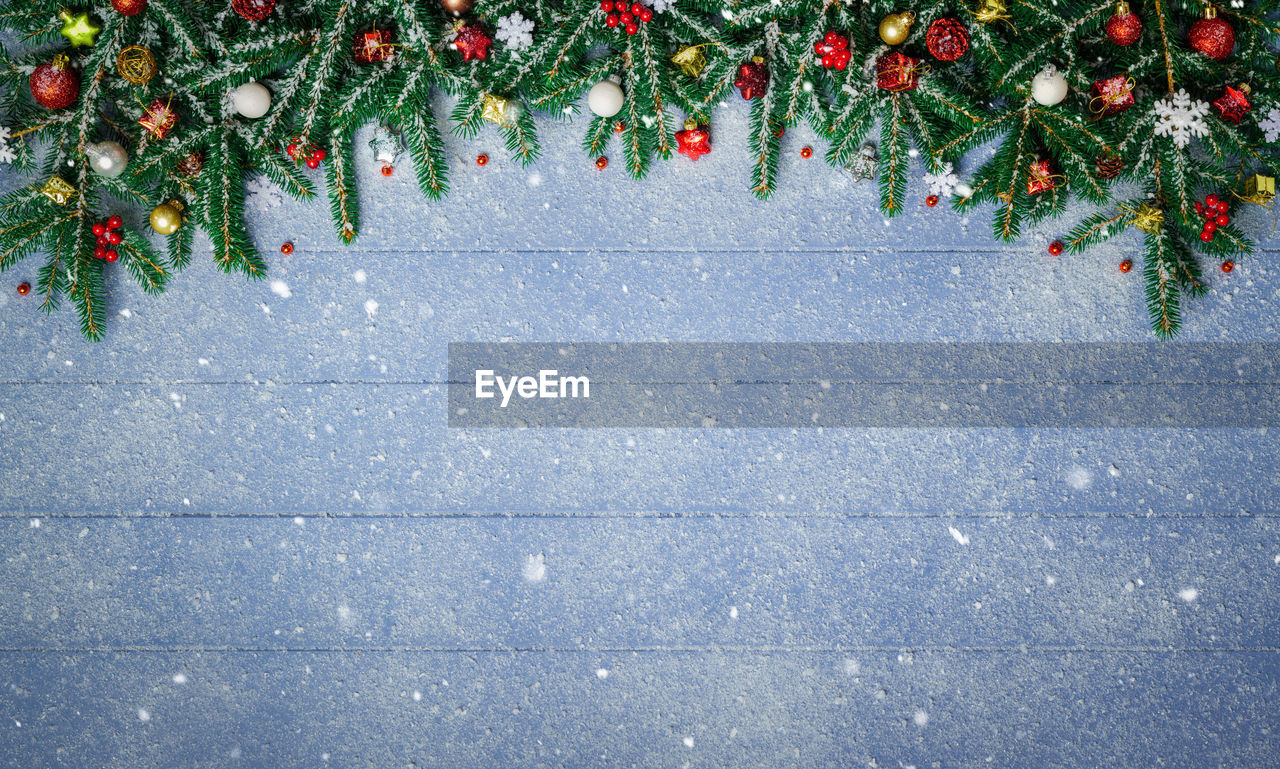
[[117, 45, 157, 85], [440, 0, 474, 16], [149, 199, 185, 235], [671, 45, 708, 77], [878, 12, 915, 46]]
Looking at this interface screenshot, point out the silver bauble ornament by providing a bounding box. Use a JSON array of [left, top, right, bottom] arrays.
[[86, 140, 128, 178]]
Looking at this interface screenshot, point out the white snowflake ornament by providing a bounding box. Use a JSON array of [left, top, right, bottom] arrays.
[[1153, 89, 1209, 149], [1259, 107, 1280, 143], [923, 162, 959, 197], [496, 12, 534, 50], [245, 175, 283, 211]]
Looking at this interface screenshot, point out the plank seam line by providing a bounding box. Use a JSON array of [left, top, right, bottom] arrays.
[[0, 646, 1276, 654], [7, 379, 1280, 386], [2, 511, 1274, 520]]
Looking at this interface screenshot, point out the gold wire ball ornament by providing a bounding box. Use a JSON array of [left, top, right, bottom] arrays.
[[117, 45, 157, 85], [39, 176, 77, 206], [1130, 203, 1164, 234], [878, 12, 915, 46], [671, 45, 708, 77], [149, 199, 185, 235]]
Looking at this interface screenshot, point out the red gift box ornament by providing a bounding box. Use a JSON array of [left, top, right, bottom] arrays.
[[1212, 83, 1251, 124], [675, 118, 711, 161], [876, 52, 923, 92], [1089, 73, 1135, 116], [354, 29, 396, 64], [1026, 157, 1062, 195], [138, 96, 178, 140]]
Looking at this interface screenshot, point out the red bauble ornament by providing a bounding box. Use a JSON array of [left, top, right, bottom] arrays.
[[231, 0, 277, 22], [1189, 7, 1234, 61], [1221, 260, 1234, 273], [1212, 84, 1251, 124], [925, 17, 969, 61], [112, 0, 148, 15], [30, 55, 80, 110], [354, 29, 395, 64], [815, 31, 851, 71], [1089, 73, 1134, 116], [926, 195, 939, 207], [280, 242, 294, 255], [595, 156, 608, 169], [801, 146, 813, 159], [476, 153, 489, 166], [453, 23, 492, 62], [735, 57, 769, 100], [675, 119, 711, 161], [1105, 2, 1142, 46], [17, 282, 31, 297], [1026, 157, 1059, 195], [1119, 259, 1133, 273], [1048, 240, 1064, 256], [876, 52, 920, 92]]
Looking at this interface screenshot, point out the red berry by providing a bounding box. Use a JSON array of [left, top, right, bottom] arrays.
[[1200, 231, 1214, 242], [107, 215, 123, 230], [94, 246, 107, 260], [825, 31, 839, 43], [1119, 259, 1133, 272], [605, 13, 619, 25], [835, 58, 848, 70], [306, 157, 320, 169], [1203, 220, 1217, 233], [625, 22, 638, 34], [105, 250, 119, 262], [619, 12, 632, 23], [835, 36, 848, 50], [639, 8, 653, 21], [1205, 194, 1219, 207], [822, 55, 834, 67], [286, 142, 299, 158], [1221, 260, 1234, 273], [313, 149, 327, 161], [107, 230, 123, 245], [630, 2, 642, 13], [92, 222, 107, 237], [1048, 240, 1064, 255], [926, 195, 939, 207], [1215, 213, 1229, 226], [600, 0, 612, 8], [1216, 199, 1229, 213], [96, 235, 109, 247], [1195, 201, 1205, 215], [613, 0, 626, 10]]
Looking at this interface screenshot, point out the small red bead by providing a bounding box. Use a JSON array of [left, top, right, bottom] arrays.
[[476, 153, 489, 166], [306, 157, 320, 169], [381, 165, 394, 176], [775, 126, 784, 138], [801, 146, 813, 158], [625, 23, 638, 34], [1205, 194, 1219, 207], [105, 250, 119, 262], [605, 13, 618, 26], [1216, 199, 1229, 213], [926, 195, 939, 207], [1048, 240, 1064, 255], [94, 246, 107, 260], [1119, 259, 1133, 272], [639, 7, 653, 21], [1215, 213, 1229, 226], [92, 222, 107, 237], [281, 242, 294, 255], [107, 230, 123, 245], [1221, 260, 1234, 273], [825, 31, 839, 43], [596, 156, 608, 169], [16, 282, 31, 296]]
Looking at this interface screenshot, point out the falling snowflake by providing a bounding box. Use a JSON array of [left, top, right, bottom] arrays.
[[1153, 89, 1209, 149], [923, 162, 959, 197], [1260, 107, 1280, 143], [245, 175, 283, 211], [496, 12, 534, 50], [651, 0, 676, 11]]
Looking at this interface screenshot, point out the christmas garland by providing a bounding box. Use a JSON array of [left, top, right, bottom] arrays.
[[1, 0, 1278, 339]]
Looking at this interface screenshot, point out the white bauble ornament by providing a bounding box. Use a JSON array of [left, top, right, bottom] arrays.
[[1031, 65, 1068, 106], [587, 77, 624, 118], [231, 81, 272, 119], [85, 140, 128, 178]]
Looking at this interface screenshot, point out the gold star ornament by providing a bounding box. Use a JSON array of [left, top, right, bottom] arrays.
[[59, 10, 102, 48]]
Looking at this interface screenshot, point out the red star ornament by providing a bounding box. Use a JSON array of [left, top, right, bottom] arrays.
[[675, 119, 711, 161], [453, 22, 491, 62]]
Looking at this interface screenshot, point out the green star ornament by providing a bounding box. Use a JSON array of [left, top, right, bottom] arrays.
[[58, 10, 101, 47]]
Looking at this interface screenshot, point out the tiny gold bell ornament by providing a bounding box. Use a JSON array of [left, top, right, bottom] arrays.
[[878, 12, 915, 46], [149, 199, 185, 235]]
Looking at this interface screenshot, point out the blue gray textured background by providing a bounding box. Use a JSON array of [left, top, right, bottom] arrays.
[[2, 102, 1279, 769]]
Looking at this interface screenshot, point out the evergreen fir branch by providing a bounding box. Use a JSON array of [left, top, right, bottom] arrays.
[[405, 109, 451, 201], [119, 232, 170, 295], [502, 107, 542, 166], [1143, 228, 1184, 338], [748, 92, 781, 199], [878, 96, 910, 216], [325, 126, 359, 243]]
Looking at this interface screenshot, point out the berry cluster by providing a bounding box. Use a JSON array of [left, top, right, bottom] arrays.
[[815, 31, 850, 70], [91, 216, 125, 262], [287, 140, 327, 169], [1194, 193, 1231, 242], [600, 1, 653, 35]]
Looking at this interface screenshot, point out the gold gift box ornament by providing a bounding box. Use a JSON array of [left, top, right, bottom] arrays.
[[39, 176, 77, 206], [1244, 173, 1275, 205]]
